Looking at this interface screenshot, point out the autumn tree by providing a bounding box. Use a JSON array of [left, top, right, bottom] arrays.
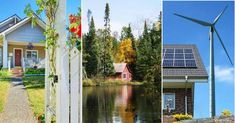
[[115, 38, 136, 63]]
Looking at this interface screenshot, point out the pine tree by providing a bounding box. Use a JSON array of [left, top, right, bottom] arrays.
[[135, 21, 151, 80], [84, 17, 101, 77], [101, 3, 114, 77]]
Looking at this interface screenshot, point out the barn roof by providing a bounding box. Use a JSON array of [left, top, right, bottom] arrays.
[[163, 44, 208, 82], [113, 63, 127, 73]]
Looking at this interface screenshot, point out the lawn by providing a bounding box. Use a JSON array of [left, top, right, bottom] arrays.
[[0, 81, 10, 112], [23, 76, 45, 117], [0, 69, 11, 112]]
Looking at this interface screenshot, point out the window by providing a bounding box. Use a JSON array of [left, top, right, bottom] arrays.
[[163, 93, 175, 109], [0, 48, 2, 65], [123, 74, 126, 78], [26, 50, 38, 59]]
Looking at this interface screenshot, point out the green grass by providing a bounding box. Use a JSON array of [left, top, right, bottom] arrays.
[[0, 81, 10, 112], [23, 76, 45, 117], [83, 78, 143, 86], [0, 69, 11, 112]]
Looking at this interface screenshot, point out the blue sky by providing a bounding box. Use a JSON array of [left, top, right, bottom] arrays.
[[82, 0, 161, 37], [163, 1, 234, 118], [0, 0, 80, 23]]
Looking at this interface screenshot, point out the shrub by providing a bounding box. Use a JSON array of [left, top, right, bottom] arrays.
[[25, 68, 45, 74], [173, 114, 192, 121], [221, 109, 232, 117], [0, 69, 11, 79]]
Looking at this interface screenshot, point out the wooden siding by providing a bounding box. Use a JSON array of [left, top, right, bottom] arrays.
[[6, 21, 45, 43], [8, 44, 45, 59]]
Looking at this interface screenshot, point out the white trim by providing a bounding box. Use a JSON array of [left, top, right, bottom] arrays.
[[25, 50, 39, 60], [163, 93, 176, 110], [8, 41, 44, 46], [163, 79, 208, 83], [0, 16, 45, 36], [13, 48, 23, 67], [0, 15, 20, 26]]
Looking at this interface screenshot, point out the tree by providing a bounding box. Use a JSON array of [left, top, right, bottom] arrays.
[[84, 17, 101, 77], [115, 38, 136, 63], [101, 3, 115, 77], [135, 21, 151, 80]]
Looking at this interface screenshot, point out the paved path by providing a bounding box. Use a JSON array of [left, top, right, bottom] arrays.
[[0, 77, 37, 123]]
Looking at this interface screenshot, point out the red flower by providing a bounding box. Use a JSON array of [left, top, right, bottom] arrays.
[[69, 15, 77, 23], [77, 24, 81, 38]]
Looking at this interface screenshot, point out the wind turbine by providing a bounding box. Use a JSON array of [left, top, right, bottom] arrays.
[[174, 6, 233, 117]]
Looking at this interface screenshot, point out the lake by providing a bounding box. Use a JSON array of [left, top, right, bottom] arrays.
[[83, 85, 161, 123]]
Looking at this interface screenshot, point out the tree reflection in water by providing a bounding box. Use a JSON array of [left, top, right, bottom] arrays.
[[83, 85, 161, 123]]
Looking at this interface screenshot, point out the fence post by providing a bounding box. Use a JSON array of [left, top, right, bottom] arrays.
[[55, 0, 69, 122], [70, 48, 81, 123]]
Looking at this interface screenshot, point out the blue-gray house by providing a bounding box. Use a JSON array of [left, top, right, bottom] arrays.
[[0, 14, 46, 69]]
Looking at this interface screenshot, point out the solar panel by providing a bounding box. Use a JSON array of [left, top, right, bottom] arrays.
[[185, 53, 194, 59], [174, 60, 185, 67], [163, 48, 197, 68], [175, 49, 183, 53], [175, 54, 184, 59], [186, 60, 197, 67], [164, 54, 174, 59], [184, 49, 193, 53], [166, 49, 174, 53], [163, 60, 173, 67]]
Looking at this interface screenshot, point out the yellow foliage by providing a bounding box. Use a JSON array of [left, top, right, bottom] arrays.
[[173, 114, 192, 121], [115, 38, 136, 63], [221, 109, 232, 117]]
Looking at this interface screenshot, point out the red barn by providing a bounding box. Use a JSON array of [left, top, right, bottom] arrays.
[[113, 63, 132, 81]]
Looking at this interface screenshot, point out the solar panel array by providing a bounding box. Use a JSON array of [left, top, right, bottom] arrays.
[[163, 48, 197, 68]]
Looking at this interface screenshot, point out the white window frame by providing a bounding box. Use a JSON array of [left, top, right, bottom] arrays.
[[163, 93, 175, 110], [25, 50, 38, 60]]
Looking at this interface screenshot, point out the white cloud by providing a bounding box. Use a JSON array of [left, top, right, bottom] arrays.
[[214, 65, 234, 83]]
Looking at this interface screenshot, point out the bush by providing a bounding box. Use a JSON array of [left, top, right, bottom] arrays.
[[221, 109, 232, 117], [25, 68, 45, 75], [173, 114, 192, 121], [0, 69, 11, 79]]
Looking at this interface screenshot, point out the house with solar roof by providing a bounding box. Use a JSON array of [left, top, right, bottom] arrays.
[[162, 44, 208, 115]]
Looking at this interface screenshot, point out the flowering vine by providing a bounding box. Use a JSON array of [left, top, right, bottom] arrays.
[[67, 9, 81, 50]]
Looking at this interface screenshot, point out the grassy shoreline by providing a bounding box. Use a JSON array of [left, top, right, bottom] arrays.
[[83, 78, 144, 87]]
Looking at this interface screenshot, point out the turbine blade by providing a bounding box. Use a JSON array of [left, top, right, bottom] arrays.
[[174, 13, 211, 26], [213, 5, 228, 24], [214, 27, 233, 65]]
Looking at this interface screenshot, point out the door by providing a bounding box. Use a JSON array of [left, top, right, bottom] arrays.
[[15, 49, 22, 66]]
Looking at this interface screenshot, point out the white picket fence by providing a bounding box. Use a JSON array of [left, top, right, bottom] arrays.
[[45, 0, 82, 122]]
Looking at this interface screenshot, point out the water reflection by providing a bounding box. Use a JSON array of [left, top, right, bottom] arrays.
[[83, 85, 161, 123]]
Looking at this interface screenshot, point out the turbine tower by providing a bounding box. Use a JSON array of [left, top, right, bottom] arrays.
[[174, 6, 233, 117]]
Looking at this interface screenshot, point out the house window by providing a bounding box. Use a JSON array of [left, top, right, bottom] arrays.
[[0, 48, 2, 65], [163, 93, 175, 109], [123, 74, 126, 78], [26, 50, 38, 60]]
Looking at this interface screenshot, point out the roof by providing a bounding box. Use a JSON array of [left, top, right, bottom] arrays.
[[163, 44, 208, 82], [0, 14, 21, 33], [113, 63, 128, 73], [0, 14, 45, 35]]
